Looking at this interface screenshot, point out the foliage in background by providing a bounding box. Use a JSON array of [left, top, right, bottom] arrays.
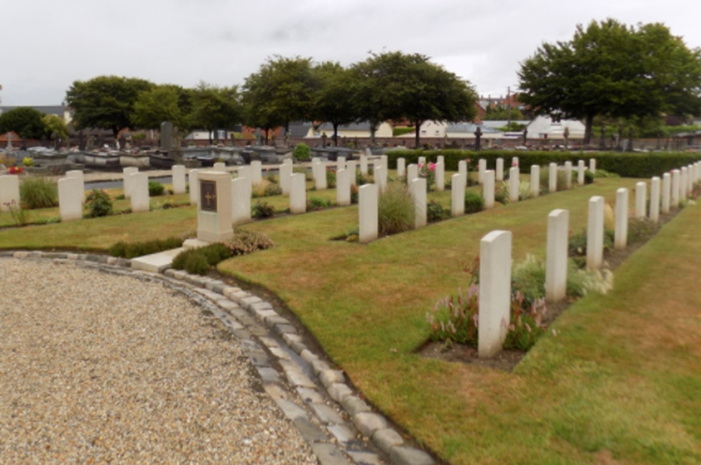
[[20, 177, 58, 209], [307, 196, 332, 211], [427, 200, 446, 223], [378, 183, 415, 235], [293, 143, 311, 161], [0, 107, 47, 140], [148, 181, 165, 196]]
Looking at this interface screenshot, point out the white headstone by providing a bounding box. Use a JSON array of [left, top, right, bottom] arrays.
[[196, 171, 233, 243], [614, 188, 628, 250], [635, 182, 647, 218], [337, 156, 346, 171], [478, 159, 487, 184], [410, 178, 427, 229], [314, 161, 328, 190], [418, 156, 426, 166], [509, 167, 519, 202], [589, 158, 597, 174], [172, 165, 186, 194], [686, 165, 693, 195], [662, 172, 671, 214], [650, 177, 660, 224], [451, 173, 466, 217], [671, 169, 680, 208], [478, 230, 512, 358], [360, 155, 368, 175], [123, 167, 138, 199], [577, 160, 585, 185], [375, 165, 386, 192], [66, 170, 85, 203], [359, 184, 378, 244], [512, 157, 519, 167], [231, 177, 252, 226], [130, 172, 150, 213], [58, 177, 83, 222], [549, 163, 557, 193], [546, 209, 569, 303], [407, 164, 418, 185], [347, 160, 357, 186], [586, 196, 605, 270], [483, 170, 495, 209], [530, 165, 540, 198], [251, 160, 263, 185], [458, 160, 467, 177], [397, 158, 406, 178], [0, 175, 20, 212], [290, 173, 306, 214], [189, 169, 200, 206], [213, 162, 226, 171], [435, 161, 445, 192], [280, 162, 292, 195], [381, 155, 388, 172], [437, 155, 444, 165], [496, 158, 504, 182], [336, 169, 351, 206], [564, 161, 572, 189], [680, 167, 688, 202]]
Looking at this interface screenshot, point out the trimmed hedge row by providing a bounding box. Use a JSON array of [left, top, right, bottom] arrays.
[[384, 149, 701, 178]]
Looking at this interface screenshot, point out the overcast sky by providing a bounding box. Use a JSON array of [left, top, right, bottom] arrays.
[[2, 0, 700, 106]]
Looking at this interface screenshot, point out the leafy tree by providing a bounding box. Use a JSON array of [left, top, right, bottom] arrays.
[[42, 114, 69, 139], [353, 51, 478, 146], [312, 62, 358, 146], [243, 56, 317, 144], [0, 107, 46, 139], [65, 76, 153, 137], [132, 84, 193, 131], [190, 82, 242, 144], [484, 103, 524, 121], [518, 19, 701, 144]]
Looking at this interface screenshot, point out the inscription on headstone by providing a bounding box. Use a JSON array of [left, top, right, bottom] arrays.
[[200, 180, 217, 212]]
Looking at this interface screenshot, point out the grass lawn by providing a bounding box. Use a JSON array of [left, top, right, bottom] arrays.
[[2, 175, 698, 463]]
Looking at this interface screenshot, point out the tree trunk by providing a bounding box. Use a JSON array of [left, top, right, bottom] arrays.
[[583, 115, 593, 146], [333, 122, 339, 147], [370, 121, 377, 145], [414, 120, 422, 148]]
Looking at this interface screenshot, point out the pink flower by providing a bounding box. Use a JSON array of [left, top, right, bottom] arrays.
[[429, 163, 436, 171]]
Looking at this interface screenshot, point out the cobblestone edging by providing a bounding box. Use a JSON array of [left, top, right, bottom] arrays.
[[0, 251, 436, 465]]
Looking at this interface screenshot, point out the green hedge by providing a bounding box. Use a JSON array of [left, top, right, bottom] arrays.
[[384, 149, 701, 178]]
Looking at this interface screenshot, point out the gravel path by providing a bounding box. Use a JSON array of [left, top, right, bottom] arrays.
[[0, 258, 317, 464]]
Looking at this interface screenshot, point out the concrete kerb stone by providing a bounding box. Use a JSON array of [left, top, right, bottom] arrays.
[[2, 251, 436, 465]]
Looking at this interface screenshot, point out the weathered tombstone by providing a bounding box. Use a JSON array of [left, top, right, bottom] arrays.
[[58, 177, 83, 222], [337, 156, 346, 171], [410, 178, 427, 228], [671, 169, 680, 208], [314, 161, 328, 190], [587, 196, 605, 270], [397, 158, 406, 178], [451, 173, 466, 217], [231, 177, 252, 226], [483, 170, 495, 209], [160, 121, 174, 152], [418, 156, 426, 166], [435, 161, 445, 192], [213, 162, 226, 171], [280, 162, 292, 195], [496, 158, 504, 181], [347, 161, 357, 186], [662, 173, 671, 214], [549, 163, 557, 193], [172, 165, 186, 194], [189, 169, 200, 206], [686, 165, 694, 195], [509, 167, 519, 202], [546, 209, 569, 303], [251, 160, 263, 185], [290, 173, 306, 214], [474, 126, 483, 152], [478, 159, 487, 184], [360, 155, 368, 175], [635, 182, 647, 218], [577, 160, 585, 185], [437, 155, 444, 165], [359, 184, 378, 244], [0, 175, 20, 212], [564, 161, 572, 189], [478, 230, 512, 358], [530, 165, 540, 198], [123, 167, 138, 199], [192, 171, 233, 243], [66, 170, 85, 203], [376, 165, 388, 192], [336, 169, 351, 206], [614, 188, 628, 250], [589, 158, 596, 174], [458, 160, 467, 178], [680, 168, 688, 202], [407, 164, 418, 185], [650, 177, 660, 224], [130, 172, 150, 213]]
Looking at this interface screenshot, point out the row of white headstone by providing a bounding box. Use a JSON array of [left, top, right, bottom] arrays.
[[478, 160, 701, 358]]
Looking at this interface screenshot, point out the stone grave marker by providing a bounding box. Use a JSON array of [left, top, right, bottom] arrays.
[[172, 165, 186, 194], [0, 175, 20, 212], [530, 165, 540, 198], [336, 169, 351, 206], [192, 171, 233, 243], [337, 156, 346, 171], [614, 188, 628, 250], [589, 158, 597, 174], [231, 177, 252, 226], [407, 164, 418, 185], [347, 161, 357, 186], [58, 177, 83, 222], [251, 160, 263, 185], [66, 170, 85, 203], [360, 155, 368, 175], [483, 170, 495, 209], [509, 167, 519, 202], [314, 161, 328, 190], [451, 173, 466, 217], [280, 162, 292, 195], [564, 161, 572, 189], [458, 160, 467, 178], [290, 173, 306, 214], [410, 178, 427, 228], [397, 158, 406, 178], [123, 167, 138, 199], [548, 163, 557, 193], [213, 162, 226, 170], [496, 158, 504, 181], [478, 159, 487, 184], [130, 172, 150, 213], [435, 161, 445, 191], [650, 177, 660, 223], [359, 184, 378, 244], [635, 182, 647, 218], [587, 196, 605, 270], [546, 209, 569, 303], [662, 173, 671, 214], [577, 160, 585, 185], [478, 230, 512, 358], [680, 168, 688, 202], [375, 165, 386, 192], [160, 121, 174, 151], [671, 169, 680, 208]]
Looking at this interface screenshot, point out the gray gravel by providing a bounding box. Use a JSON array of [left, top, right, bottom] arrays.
[[0, 258, 317, 464]]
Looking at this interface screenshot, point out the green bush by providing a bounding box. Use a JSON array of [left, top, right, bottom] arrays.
[[293, 143, 311, 161], [393, 127, 415, 137], [171, 243, 232, 275], [252, 201, 274, 218], [226, 229, 274, 256], [350, 184, 359, 204], [594, 169, 620, 178], [264, 183, 282, 196], [464, 191, 485, 213], [326, 169, 337, 188], [20, 177, 58, 209], [378, 183, 414, 235], [427, 200, 445, 223], [356, 171, 373, 186], [307, 196, 331, 211], [584, 170, 595, 184], [148, 181, 165, 196], [86, 189, 113, 218], [108, 236, 183, 258]]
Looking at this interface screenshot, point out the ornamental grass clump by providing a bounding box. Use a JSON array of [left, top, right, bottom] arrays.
[[378, 182, 414, 235], [226, 229, 274, 256], [20, 177, 58, 209]]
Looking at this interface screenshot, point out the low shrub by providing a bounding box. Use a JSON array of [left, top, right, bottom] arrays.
[[584, 170, 595, 184], [148, 181, 165, 196], [356, 172, 373, 186], [252, 201, 275, 218], [226, 229, 275, 255], [307, 196, 331, 211], [418, 162, 435, 191], [293, 143, 311, 161], [464, 191, 485, 213], [266, 174, 279, 184], [378, 183, 414, 235], [511, 255, 546, 306], [22, 157, 34, 167], [628, 217, 658, 244], [2, 199, 29, 226], [326, 169, 337, 188], [594, 169, 620, 178], [427, 200, 445, 223], [264, 183, 282, 196], [567, 260, 615, 297], [350, 184, 359, 204], [495, 183, 509, 205], [518, 181, 532, 200], [20, 177, 58, 209], [171, 243, 232, 275], [108, 236, 183, 258], [86, 189, 113, 218]]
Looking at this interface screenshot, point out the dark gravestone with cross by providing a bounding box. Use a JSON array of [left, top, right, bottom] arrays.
[[474, 126, 483, 151]]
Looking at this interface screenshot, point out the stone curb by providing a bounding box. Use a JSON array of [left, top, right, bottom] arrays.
[[1, 251, 436, 465]]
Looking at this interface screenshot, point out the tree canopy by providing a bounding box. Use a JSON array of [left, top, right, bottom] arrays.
[[132, 84, 193, 132], [0, 107, 46, 140], [518, 19, 701, 144], [190, 82, 242, 144], [312, 62, 358, 146], [65, 76, 153, 137], [42, 114, 69, 140]]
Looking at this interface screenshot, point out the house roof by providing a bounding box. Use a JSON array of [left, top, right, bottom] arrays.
[[280, 122, 314, 138], [446, 123, 503, 134], [318, 122, 374, 131]]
